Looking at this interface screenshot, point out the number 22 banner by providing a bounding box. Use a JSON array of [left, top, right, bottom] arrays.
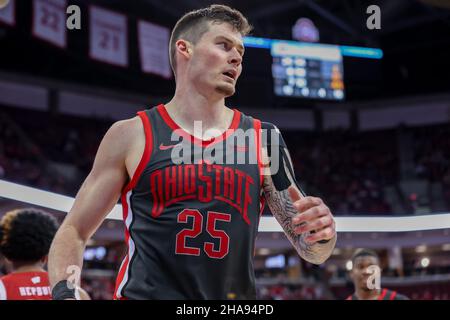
[[0, 0, 16, 26], [32, 0, 67, 48]]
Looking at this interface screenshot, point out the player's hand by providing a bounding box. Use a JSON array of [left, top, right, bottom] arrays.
[[288, 186, 336, 245], [60, 286, 91, 300], [76, 286, 91, 300]]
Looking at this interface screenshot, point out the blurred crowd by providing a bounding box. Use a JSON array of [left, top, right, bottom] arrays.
[[0, 107, 109, 196], [412, 125, 450, 210], [255, 281, 450, 300], [1, 106, 449, 215], [285, 129, 397, 215], [257, 284, 328, 300]]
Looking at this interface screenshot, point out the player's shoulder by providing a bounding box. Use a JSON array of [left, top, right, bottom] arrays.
[[235, 112, 279, 132], [0, 273, 12, 282], [345, 294, 355, 300], [234, 114, 283, 149], [257, 121, 285, 148], [391, 290, 409, 300], [110, 106, 159, 138], [110, 115, 142, 135], [0, 273, 20, 287], [0, 275, 8, 285], [104, 116, 143, 145], [0, 272, 38, 282], [94, 115, 145, 161], [260, 121, 280, 131]]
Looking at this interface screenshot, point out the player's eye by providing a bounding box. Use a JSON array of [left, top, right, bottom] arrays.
[[217, 42, 229, 50]]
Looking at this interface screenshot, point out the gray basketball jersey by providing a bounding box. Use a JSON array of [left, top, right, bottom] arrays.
[[113, 104, 265, 300]]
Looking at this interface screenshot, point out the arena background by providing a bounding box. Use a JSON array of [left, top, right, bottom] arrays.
[[1, 0, 450, 300]]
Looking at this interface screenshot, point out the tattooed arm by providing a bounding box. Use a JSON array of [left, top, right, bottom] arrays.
[[261, 123, 336, 265]]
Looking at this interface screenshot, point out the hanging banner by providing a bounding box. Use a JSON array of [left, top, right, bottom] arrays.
[[0, 0, 15, 26], [138, 20, 172, 79], [32, 0, 67, 48], [89, 6, 128, 67]]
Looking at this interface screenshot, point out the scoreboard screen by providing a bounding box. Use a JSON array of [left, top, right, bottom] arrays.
[[271, 40, 345, 100]]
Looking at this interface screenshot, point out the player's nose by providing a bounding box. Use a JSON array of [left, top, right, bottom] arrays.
[[228, 49, 242, 67]]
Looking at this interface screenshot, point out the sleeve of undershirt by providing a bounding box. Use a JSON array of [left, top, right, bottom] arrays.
[[261, 121, 306, 196], [0, 279, 7, 300]]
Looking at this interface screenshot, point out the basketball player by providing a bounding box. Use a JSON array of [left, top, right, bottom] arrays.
[[48, 5, 336, 300], [0, 208, 90, 300], [0, 208, 57, 300], [347, 249, 409, 300]]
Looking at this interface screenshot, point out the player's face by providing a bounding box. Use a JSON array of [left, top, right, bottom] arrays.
[[188, 22, 244, 98], [350, 256, 380, 291]]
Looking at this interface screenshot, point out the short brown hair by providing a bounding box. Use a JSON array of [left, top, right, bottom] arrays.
[[169, 4, 252, 75]]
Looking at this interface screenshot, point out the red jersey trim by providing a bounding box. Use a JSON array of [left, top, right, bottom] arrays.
[[114, 111, 153, 300], [121, 111, 154, 193], [156, 104, 241, 147], [346, 289, 392, 300], [378, 288, 388, 300], [113, 254, 129, 299], [253, 119, 266, 222], [389, 291, 397, 300], [253, 119, 264, 188]]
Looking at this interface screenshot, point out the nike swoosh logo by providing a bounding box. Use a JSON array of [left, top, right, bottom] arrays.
[[159, 143, 181, 150]]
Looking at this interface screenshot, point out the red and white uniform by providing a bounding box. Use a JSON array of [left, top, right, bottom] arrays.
[[0, 272, 52, 300], [346, 288, 408, 300]]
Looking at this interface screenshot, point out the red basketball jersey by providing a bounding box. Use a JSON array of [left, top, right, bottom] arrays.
[[0, 271, 52, 300]]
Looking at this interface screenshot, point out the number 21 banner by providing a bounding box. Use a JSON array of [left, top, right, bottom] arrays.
[[89, 6, 128, 67]]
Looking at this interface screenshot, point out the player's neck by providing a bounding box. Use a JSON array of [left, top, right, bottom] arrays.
[[165, 89, 234, 139], [355, 288, 382, 300], [13, 262, 45, 274]]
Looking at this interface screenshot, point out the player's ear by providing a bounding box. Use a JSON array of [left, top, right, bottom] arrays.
[[348, 265, 355, 280], [176, 39, 192, 59], [4, 257, 12, 266]]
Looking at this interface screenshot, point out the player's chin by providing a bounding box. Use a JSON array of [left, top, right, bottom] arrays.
[[360, 286, 372, 292], [359, 280, 371, 290], [215, 83, 236, 97]]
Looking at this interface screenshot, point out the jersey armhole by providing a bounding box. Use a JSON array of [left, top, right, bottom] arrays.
[[378, 288, 388, 300], [122, 111, 154, 193], [254, 119, 267, 220], [253, 119, 264, 188], [390, 291, 397, 300]]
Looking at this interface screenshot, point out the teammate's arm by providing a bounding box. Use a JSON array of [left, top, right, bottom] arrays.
[[261, 123, 336, 264], [48, 118, 142, 295]]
